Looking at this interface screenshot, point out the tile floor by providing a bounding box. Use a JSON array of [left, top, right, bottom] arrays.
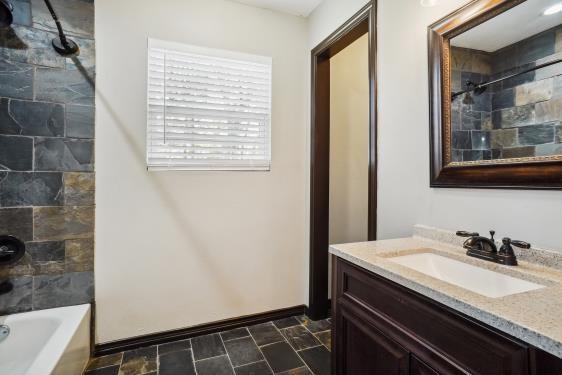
[[84, 315, 331, 375]]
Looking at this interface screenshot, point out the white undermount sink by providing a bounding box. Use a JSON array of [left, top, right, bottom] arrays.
[[388, 253, 545, 298]]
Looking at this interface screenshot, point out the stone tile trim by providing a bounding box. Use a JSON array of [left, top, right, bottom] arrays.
[[413, 224, 562, 270]]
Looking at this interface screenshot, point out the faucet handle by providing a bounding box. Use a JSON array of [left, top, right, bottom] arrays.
[[456, 231, 479, 237], [490, 230, 495, 240], [511, 240, 531, 249]]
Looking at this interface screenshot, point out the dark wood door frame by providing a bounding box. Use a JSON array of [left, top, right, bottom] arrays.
[[308, 1, 378, 320]]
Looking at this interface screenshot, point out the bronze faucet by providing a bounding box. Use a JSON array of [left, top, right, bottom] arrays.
[[456, 230, 530, 266]]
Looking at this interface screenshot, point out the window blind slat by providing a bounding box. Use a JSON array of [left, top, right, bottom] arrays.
[[147, 40, 272, 170]]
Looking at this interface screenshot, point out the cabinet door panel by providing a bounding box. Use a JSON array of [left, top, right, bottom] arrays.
[[336, 258, 529, 375], [411, 355, 439, 375], [337, 304, 409, 375]]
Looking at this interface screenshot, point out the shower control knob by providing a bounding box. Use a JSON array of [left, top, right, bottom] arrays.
[[0, 235, 25, 266]]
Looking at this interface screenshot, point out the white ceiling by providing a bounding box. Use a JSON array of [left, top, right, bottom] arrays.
[[231, 0, 323, 17], [451, 0, 562, 52]]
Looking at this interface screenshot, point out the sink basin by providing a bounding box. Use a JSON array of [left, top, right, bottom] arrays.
[[388, 253, 545, 298]]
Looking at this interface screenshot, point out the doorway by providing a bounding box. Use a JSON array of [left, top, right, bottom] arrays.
[[308, 2, 377, 320]]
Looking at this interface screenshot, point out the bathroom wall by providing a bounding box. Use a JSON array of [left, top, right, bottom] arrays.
[[0, 0, 95, 315], [309, 0, 562, 251], [451, 25, 562, 162], [95, 0, 308, 343], [329, 34, 369, 245]]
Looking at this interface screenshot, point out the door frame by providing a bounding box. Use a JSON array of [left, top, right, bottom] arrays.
[[308, 1, 378, 320]]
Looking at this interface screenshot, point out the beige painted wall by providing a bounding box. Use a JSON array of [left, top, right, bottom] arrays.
[[329, 34, 370, 245], [310, 0, 562, 250], [95, 0, 308, 343]]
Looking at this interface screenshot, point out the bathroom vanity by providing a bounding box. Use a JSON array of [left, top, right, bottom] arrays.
[[330, 229, 562, 374]]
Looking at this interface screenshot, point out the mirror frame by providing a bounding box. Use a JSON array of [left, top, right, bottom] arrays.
[[429, 0, 562, 189]]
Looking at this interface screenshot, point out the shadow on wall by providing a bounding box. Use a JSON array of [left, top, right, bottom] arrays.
[[90, 54, 244, 308]]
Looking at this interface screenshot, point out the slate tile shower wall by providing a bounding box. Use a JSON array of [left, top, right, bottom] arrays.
[[0, 0, 95, 315], [451, 25, 562, 162]]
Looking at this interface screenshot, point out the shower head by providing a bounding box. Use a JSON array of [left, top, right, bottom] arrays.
[[0, 0, 13, 28]]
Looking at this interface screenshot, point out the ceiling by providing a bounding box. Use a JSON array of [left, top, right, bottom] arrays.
[[451, 0, 562, 52], [231, 0, 323, 17]]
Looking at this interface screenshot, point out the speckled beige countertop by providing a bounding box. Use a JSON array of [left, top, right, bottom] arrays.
[[329, 227, 562, 358]]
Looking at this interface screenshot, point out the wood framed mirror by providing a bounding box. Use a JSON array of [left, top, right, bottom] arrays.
[[429, 0, 562, 189]]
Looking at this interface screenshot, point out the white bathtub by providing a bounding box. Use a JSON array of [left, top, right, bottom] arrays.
[[0, 304, 91, 375]]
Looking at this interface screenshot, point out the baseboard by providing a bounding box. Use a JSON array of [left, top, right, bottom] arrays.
[[94, 304, 306, 357]]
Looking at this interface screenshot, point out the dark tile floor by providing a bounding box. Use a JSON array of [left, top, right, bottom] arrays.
[[84, 315, 331, 375]]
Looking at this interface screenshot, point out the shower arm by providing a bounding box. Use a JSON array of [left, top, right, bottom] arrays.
[[43, 0, 79, 56], [451, 58, 562, 100]]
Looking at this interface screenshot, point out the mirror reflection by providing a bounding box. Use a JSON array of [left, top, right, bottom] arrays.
[[450, 0, 562, 163]]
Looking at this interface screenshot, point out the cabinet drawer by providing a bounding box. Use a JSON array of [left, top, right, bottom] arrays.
[[335, 258, 530, 375]]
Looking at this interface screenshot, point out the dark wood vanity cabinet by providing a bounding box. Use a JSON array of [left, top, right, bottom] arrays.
[[332, 256, 562, 375]]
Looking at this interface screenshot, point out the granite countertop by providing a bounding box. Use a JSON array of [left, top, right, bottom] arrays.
[[329, 233, 562, 358]]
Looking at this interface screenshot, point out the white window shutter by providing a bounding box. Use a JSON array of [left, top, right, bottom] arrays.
[[147, 39, 272, 171]]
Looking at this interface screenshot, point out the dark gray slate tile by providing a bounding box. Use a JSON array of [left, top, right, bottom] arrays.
[[66, 105, 94, 138], [84, 365, 120, 375], [221, 327, 250, 342], [12, 0, 32, 26], [451, 106, 461, 130], [224, 336, 263, 367], [0, 207, 33, 241], [195, 355, 235, 375], [158, 339, 191, 355], [234, 361, 272, 375], [502, 146, 536, 159], [273, 317, 301, 329], [296, 316, 331, 334], [471, 131, 490, 150], [518, 30, 556, 66], [27, 241, 65, 262], [33, 271, 94, 309], [0, 59, 33, 100], [66, 37, 95, 71], [248, 322, 284, 346], [0, 26, 66, 68], [0, 98, 64, 137], [492, 88, 515, 110], [159, 349, 196, 375], [33, 206, 94, 241], [461, 108, 482, 130], [0, 135, 33, 171], [35, 66, 95, 105], [518, 124, 556, 146], [64, 237, 93, 272], [85, 353, 123, 371], [120, 346, 157, 375], [315, 331, 331, 350], [298, 346, 330, 375], [463, 150, 484, 162], [536, 143, 562, 156], [501, 66, 535, 90], [0, 276, 32, 314], [452, 131, 471, 150], [35, 138, 94, 172], [64, 172, 94, 205], [31, 0, 95, 38], [471, 92, 491, 112], [281, 325, 321, 351], [191, 333, 226, 361], [260, 342, 303, 373], [0, 172, 63, 207]]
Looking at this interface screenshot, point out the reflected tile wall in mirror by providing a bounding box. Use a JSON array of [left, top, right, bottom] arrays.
[[450, 12, 562, 163]]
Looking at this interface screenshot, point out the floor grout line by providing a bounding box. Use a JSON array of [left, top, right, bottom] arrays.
[[248, 328, 276, 375], [271, 321, 316, 374], [219, 330, 237, 375]]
